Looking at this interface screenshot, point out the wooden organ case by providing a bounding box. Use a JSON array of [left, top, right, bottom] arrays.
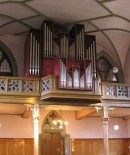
[[24, 20, 97, 90]]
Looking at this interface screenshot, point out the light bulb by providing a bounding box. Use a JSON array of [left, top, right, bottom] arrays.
[[64, 121, 68, 125], [114, 125, 119, 130], [59, 125, 63, 129], [53, 120, 57, 125]]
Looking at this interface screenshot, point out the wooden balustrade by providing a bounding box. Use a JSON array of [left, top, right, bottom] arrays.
[[101, 82, 130, 101], [0, 76, 130, 104]]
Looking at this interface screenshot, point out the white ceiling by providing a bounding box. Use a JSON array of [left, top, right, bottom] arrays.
[[0, 0, 130, 118]]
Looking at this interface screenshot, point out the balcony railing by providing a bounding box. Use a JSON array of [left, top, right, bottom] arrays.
[[0, 76, 40, 96], [0, 76, 130, 103], [101, 82, 130, 100]]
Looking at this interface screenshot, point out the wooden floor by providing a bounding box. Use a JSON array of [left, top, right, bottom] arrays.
[[0, 138, 129, 155]]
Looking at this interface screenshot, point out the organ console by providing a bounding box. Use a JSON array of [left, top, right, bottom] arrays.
[[24, 20, 97, 90]]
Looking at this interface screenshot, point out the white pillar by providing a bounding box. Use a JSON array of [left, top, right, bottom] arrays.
[[95, 106, 113, 155], [102, 107, 110, 155], [32, 104, 40, 155]]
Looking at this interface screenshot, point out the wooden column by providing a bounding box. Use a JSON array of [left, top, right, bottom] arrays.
[[32, 103, 40, 155]]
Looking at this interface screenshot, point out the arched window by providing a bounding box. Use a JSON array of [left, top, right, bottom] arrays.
[[0, 48, 12, 76], [0, 42, 18, 76], [97, 57, 118, 82]]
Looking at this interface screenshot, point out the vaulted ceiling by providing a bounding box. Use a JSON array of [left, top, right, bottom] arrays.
[[0, 0, 129, 78], [0, 0, 130, 117]]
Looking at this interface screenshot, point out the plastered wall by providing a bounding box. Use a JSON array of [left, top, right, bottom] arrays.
[[0, 110, 128, 139]]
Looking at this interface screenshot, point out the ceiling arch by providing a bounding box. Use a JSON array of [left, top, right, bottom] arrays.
[[0, 0, 129, 81]]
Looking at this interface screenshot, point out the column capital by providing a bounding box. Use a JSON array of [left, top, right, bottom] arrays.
[[95, 106, 114, 120]]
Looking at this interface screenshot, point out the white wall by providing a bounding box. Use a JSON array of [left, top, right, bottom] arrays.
[[0, 115, 33, 138], [127, 119, 130, 138], [0, 110, 128, 139]]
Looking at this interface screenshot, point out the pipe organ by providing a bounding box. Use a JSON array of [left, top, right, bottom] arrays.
[[24, 20, 97, 90]]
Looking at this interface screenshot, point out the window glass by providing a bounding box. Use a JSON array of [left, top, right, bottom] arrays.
[[0, 49, 12, 76], [97, 57, 118, 82]]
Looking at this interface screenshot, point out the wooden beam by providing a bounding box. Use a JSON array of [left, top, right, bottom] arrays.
[[75, 108, 96, 120], [22, 109, 32, 118], [123, 115, 130, 120]]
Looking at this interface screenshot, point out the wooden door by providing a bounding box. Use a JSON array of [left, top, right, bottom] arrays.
[[42, 133, 65, 155]]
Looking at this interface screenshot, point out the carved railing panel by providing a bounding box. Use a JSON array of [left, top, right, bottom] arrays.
[[8, 80, 21, 92], [0, 77, 40, 95], [41, 78, 51, 93], [23, 80, 35, 92], [41, 75, 58, 95], [0, 79, 7, 91], [101, 82, 130, 99]]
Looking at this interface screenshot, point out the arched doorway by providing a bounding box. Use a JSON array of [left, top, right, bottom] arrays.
[[40, 111, 70, 155]]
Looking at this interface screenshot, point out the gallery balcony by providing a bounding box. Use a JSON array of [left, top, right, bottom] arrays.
[[0, 76, 130, 105]]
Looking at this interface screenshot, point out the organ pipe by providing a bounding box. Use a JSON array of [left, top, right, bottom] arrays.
[[44, 23, 46, 57], [93, 41, 96, 76], [79, 31, 82, 59], [32, 35, 35, 75], [82, 29, 84, 59], [30, 35, 32, 74], [76, 28, 85, 60], [37, 43, 40, 75], [28, 30, 40, 76], [43, 23, 53, 58]]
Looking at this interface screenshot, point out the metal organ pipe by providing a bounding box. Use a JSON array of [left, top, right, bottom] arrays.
[[93, 41, 96, 75], [88, 47, 90, 60], [32, 35, 35, 75], [63, 35, 65, 57], [37, 43, 40, 75], [79, 31, 82, 60], [61, 37, 63, 57], [47, 26, 49, 57], [48, 28, 51, 57], [64, 35, 66, 57], [44, 23, 46, 57], [91, 44, 93, 60], [66, 36, 68, 58], [30, 33, 33, 74], [29, 32, 40, 76], [50, 31, 53, 57], [76, 34, 79, 59], [76, 29, 84, 60], [61, 35, 68, 58], [82, 29, 84, 59], [73, 42, 75, 59], [35, 40, 38, 75]]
